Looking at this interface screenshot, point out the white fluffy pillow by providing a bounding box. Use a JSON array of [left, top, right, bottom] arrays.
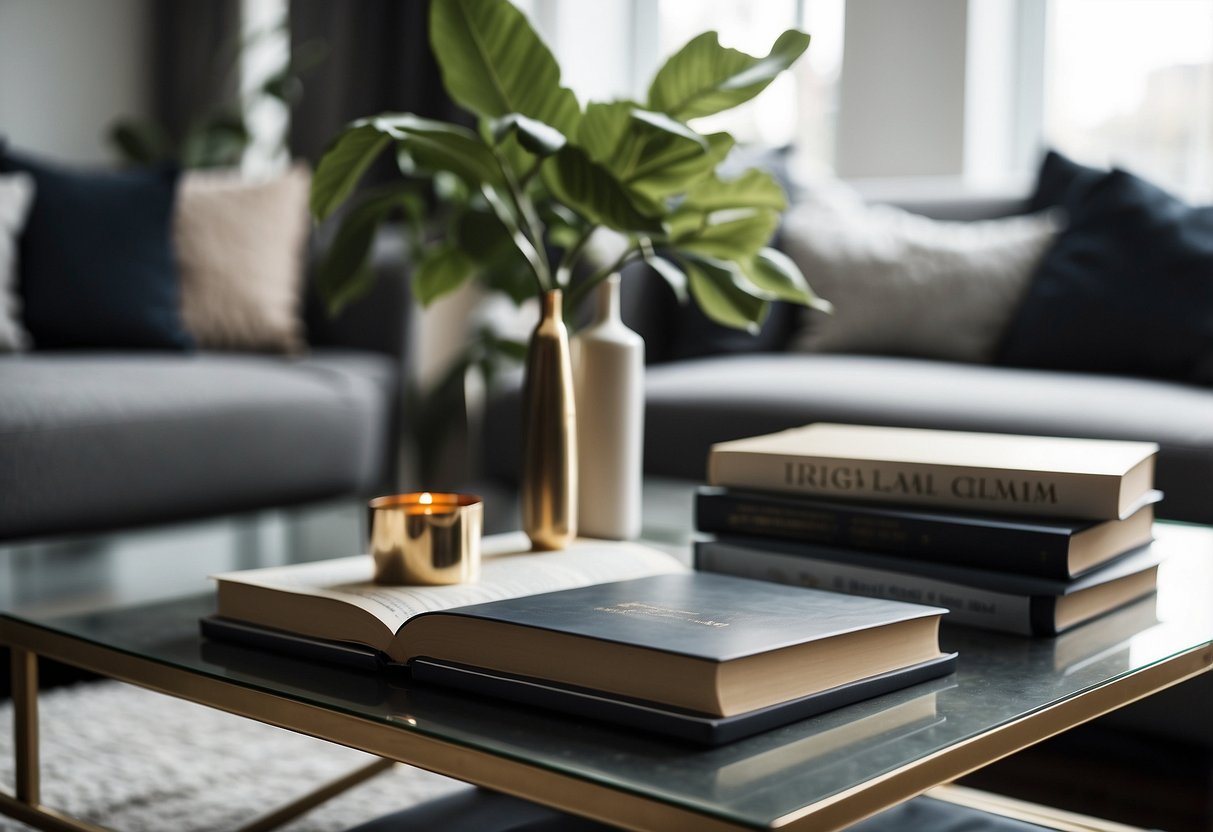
[[175, 165, 311, 352], [0, 172, 34, 351], [785, 182, 1060, 363]]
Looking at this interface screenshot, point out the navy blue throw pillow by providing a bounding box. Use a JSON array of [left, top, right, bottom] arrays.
[[1027, 150, 1105, 215], [997, 168, 1213, 386], [0, 149, 192, 350]]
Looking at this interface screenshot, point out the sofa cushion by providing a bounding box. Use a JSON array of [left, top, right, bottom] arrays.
[[783, 184, 1059, 363], [0, 350, 396, 538], [176, 166, 312, 353], [997, 168, 1213, 386], [482, 354, 1213, 524], [0, 149, 193, 350], [1027, 150, 1104, 214]]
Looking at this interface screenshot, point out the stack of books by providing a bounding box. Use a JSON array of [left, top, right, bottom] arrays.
[[694, 423, 1164, 636]]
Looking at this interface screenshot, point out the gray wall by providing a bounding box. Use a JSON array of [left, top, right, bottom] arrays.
[[0, 0, 152, 164]]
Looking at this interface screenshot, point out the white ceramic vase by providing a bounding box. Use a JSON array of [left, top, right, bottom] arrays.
[[572, 274, 644, 540]]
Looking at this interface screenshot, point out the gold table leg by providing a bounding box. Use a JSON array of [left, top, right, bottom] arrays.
[[12, 647, 39, 805], [927, 784, 1148, 832], [2, 647, 396, 832], [2, 646, 114, 832], [236, 757, 398, 832]]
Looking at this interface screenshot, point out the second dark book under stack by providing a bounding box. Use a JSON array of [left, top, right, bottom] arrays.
[[695, 424, 1164, 636]]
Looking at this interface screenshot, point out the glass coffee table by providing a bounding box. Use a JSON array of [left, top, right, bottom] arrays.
[[2, 481, 1212, 832]]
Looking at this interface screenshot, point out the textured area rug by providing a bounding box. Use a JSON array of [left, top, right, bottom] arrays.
[[0, 680, 467, 831]]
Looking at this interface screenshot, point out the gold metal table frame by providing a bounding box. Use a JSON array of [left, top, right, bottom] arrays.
[[4, 615, 1209, 832]]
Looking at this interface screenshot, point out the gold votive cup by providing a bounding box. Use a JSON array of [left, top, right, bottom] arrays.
[[369, 492, 483, 585]]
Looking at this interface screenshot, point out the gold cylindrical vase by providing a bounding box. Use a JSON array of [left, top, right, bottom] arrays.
[[520, 289, 577, 550]]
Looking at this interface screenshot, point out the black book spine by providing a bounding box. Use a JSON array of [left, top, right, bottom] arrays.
[[695, 489, 1072, 579], [1028, 598, 1061, 637]]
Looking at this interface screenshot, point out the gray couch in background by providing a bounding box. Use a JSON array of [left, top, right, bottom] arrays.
[[0, 234, 411, 540]]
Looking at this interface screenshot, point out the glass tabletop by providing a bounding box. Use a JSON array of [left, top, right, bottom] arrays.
[[4, 489, 1213, 830]]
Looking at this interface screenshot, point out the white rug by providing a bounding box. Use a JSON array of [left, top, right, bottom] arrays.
[[0, 680, 467, 831]]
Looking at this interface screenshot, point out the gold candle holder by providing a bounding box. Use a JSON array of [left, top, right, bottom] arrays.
[[369, 492, 483, 585]]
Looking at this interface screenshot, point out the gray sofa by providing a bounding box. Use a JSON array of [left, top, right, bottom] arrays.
[[0, 234, 410, 540]]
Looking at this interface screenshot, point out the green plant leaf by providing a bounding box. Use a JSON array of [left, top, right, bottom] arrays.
[[261, 70, 303, 106], [676, 208, 780, 259], [646, 254, 690, 303], [741, 247, 832, 309], [629, 109, 708, 149], [630, 131, 733, 201], [321, 264, 379, 320], [108, 119, 172, 165], [576, 101, 633, 165], [577, 104, 730, 201], [316, 184, 421, 315], [492, 336, 529, 362], [664, 204, 706, 240], [491, 113, 567, 156], [456, 207, 530, 272], [542, 145, 664, 234], [181, 114, 250, 169], [490, 129, 540, 184], [370, 114, 504, 187], [413, 246, 478, 306], [480, 184, 548, 287], [482, 265, 536, 305], [680, 254, 769, 332], [311, 124, 391, 220], [430, 0, 581, 137], [648, 29, 810, 120], [684, 169, 787, 213]]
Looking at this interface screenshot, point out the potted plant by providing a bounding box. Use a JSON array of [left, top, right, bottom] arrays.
[[310, 0, 827, 549]]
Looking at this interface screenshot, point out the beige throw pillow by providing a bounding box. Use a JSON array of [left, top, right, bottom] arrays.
[[175, 165, 311, 352], [785, 182, 1060, 363], [0, 172, 34, 351]]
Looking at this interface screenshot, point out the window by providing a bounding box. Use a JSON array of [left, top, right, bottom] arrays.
[[533, 0, 1213, 194], [528, 0, 845, 170], [1042, 0, 1213, 200], [655, 0, 845, 171]]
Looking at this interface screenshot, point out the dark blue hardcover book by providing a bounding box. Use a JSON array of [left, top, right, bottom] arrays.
[[400, 573, 949, 718], [695, 486, 1159, 580]]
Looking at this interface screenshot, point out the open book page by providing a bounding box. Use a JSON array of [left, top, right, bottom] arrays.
[[213, 532, 686, 634]]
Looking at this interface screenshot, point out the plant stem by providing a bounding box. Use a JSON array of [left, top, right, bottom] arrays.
[[481, 185, 547, 297], [567, 244, 643, 309], [520, 158, 543, 188], [554, 225, 597, 289], [493, 148, 551, 290]]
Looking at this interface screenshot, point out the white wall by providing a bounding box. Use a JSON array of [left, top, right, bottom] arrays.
[[0, 0, 152, 164], [835, 0, 969, 178]]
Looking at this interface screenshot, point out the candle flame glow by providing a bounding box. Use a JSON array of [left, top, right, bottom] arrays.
[[419, 492, 433, 505]]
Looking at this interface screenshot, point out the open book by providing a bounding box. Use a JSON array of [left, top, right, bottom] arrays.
[[208, 533, 955, 744], [212, 533, 686, 658]]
